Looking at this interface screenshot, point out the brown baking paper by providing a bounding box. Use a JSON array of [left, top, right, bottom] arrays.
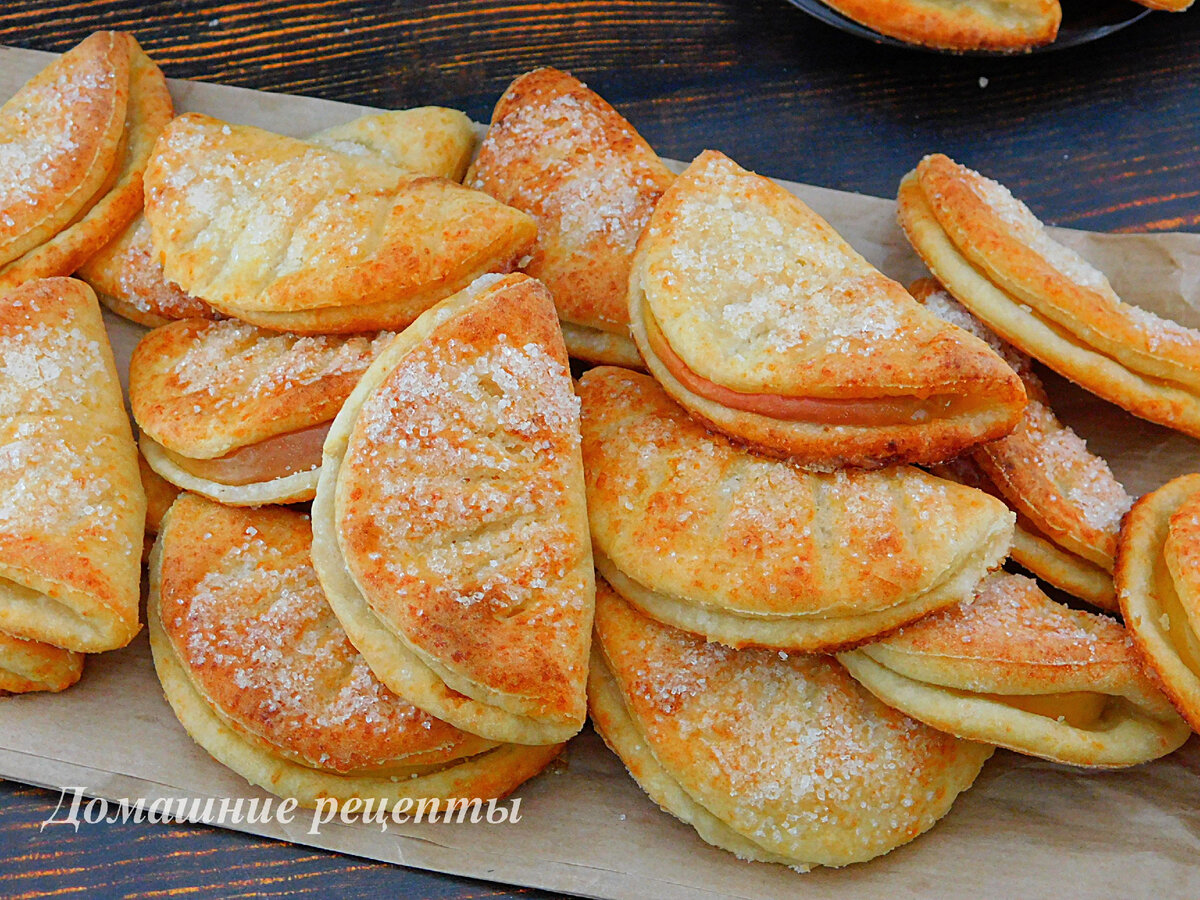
[[0, 44, 1197, 900]]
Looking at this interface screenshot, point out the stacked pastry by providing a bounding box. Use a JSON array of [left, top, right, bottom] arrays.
[[0, 35, 168, 691]]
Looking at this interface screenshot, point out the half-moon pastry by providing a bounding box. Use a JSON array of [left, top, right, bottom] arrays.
[[1115, 473, 1200, 732], [77, 214, 218, 328], [931, 455, 1116, 611], [581, 367, 1014, 651], [630, 150, 1026, 468], [0, 35, 172, 293], [149, 494, 562, 807], [132, 318, 396, 506], [0, 631, 84, 694], [138, 449, 179, 560], [310, 107, 476, 181], [468, 67, 673, 367], [839, 572, 1190, 767], [82, 106, 471, 328], [143, 113, 537, 334], [816, 0, 1060, 52], [313, 273, 594, 745], [0, 278, 144, 652], [0, 31, 130, 269], [915, 279, 1129, 610], [899, 153, 1200, 440], [589, 580, 993, 869]]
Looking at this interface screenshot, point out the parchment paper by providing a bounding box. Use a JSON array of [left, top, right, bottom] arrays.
[[0, 43, 1197, 900]]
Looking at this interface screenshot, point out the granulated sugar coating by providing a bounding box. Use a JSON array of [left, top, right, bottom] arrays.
[[157, 497, 487, 774], [0, 32, 127, 264], [594, 587, 990, 867]]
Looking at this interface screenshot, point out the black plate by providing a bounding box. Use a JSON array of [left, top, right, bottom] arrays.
[[786, 0, 1152, 54]]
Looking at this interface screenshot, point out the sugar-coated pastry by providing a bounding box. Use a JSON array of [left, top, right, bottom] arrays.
[[313, 273, 594, 745], [0, 32, 129, 269], [83, 106, 473, 328], [149, 494, 562, 807], [1116, 473, 1200, 733], [309, 107, 476, 181], [899, 154, 1200, 439], [580, 367, 1014, 651], [132, 318, 396, 506], [840, 572, 1190, 767], [0, 35, 172, 293], [630, 150, 1026, 468], [932, 455, 1116, 610], [915, 279, 1130, 610], [143, 113, 536, 334], [77, 214, 218, 327], [468, 67, 674, 366], [0, 278, 144, 651], [817, 0, 1060, 52], [589, 581, 993, 870], [0, 630, 84, 694]]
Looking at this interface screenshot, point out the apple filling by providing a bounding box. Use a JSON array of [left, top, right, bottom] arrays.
[[163, 420, 332, 486], [978, 690, 1107, 729], [643, 306, 975, 427]]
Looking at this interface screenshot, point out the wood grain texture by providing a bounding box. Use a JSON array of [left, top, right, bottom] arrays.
[[0, 0, 1197, 897]]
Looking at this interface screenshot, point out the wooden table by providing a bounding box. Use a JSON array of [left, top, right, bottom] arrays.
[[0, 2, 1197, 897]]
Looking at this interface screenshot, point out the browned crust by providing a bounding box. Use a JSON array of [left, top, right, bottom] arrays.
[[468, 67, 674, 336], [0, 36, 173, 291], [819, 0, 1060, 52]]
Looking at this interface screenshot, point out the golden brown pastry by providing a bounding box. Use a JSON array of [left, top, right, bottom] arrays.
[[313, 273, 594, 745], [840, 572, 1190, 767], [0, 34, 171, 293], [81, 107, 475, 328], [0, 631, 84, 694], [581, 367, 1014, 651], [590, 580, 993, 870], [77, 214, 218, 328], [143, 113, 537, 334], [131, 318, 396, 506], [150, 494, 563, 807], [817, 0, 1060, 52], [0, 278, 144, 652], [899, 153, 1200, 440], [1115, 473, 1200, 732], [630, 149, 1026, 468], [0, 32, 129, 269], [468, 67, 674, 367], [915, 279, 1130, 611]]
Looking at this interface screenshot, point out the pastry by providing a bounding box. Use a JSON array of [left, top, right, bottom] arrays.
[[630, 150, 1027, 468], [77, 214, 218, 328], [0, 631, 84, 694], [0, 31, 129, 269], [312, 273, 594, 745], [131, 318, 396, 506], [82, 106, 474, 328], [817, 0, 1060, 52], [0, 34, 172, 293], [589, 580, 993, 869], [899, 153, 1200, 439], [150, 494, 563, 807], [143, 113, 537, 334], [309, 106, 476, 180], [580, 367, 1015, 651], [915, 279, 1130, 610], [0, 278, 144, 652], [1115, 473, 1200, 732], [138, 449, 179, 559], [932, 455, 1116, 610], [839, 572, 1190, 767], [468, 67, 673, 367]]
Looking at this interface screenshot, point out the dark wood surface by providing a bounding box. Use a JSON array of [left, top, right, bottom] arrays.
[[0, 2, 1197, 898]]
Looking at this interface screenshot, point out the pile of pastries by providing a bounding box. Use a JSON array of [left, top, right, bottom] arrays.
[[2, 32, 1199, 873], [815, 0, 1192, 53]]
